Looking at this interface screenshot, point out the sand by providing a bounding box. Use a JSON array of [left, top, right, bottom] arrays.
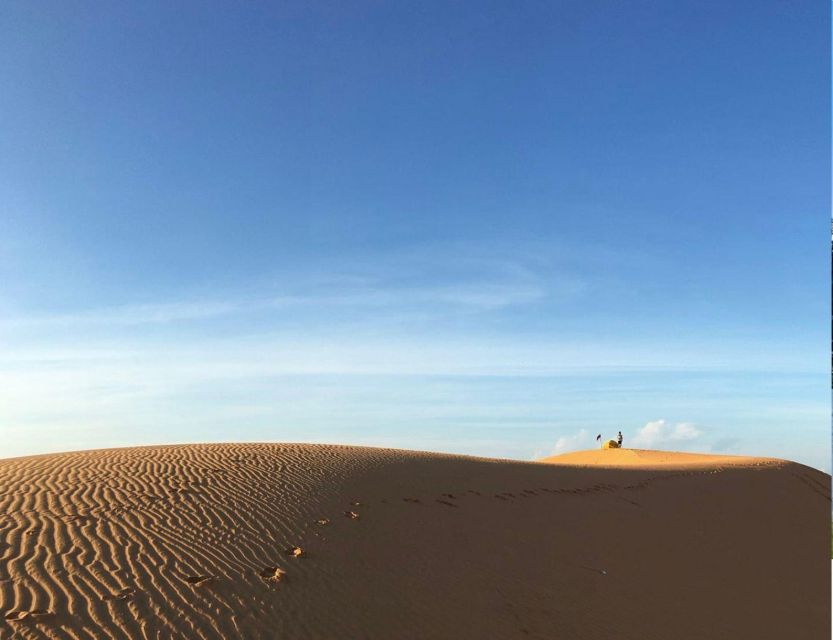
[[0, 443, 828, 639], [539, 448, 782, 469]]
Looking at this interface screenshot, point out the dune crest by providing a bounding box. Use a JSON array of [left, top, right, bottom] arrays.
[[540, 447, 781, 469], [0, 443, 827, 639]]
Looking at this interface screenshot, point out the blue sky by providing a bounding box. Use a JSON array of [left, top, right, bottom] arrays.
[[1, 2, 829, 470]]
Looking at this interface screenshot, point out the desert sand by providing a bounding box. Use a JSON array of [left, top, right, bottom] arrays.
[[0, 443, 828, 639]]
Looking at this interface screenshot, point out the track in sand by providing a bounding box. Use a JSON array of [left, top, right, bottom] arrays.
[[0, 444, 828, 639]]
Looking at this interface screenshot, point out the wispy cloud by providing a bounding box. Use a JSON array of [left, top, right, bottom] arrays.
[[0, 333, 793, 382], [1, 300, 245, 328], [538, 428, 595, 458], [0, 238, 825, 470], [629, 419, 702, 449], [0, 254, 559, 329]]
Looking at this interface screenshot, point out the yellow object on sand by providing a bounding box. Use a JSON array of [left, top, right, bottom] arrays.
[[602, 440, 620, 449]]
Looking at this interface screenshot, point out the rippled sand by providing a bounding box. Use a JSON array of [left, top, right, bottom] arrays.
[[0, 444, 828, 639]]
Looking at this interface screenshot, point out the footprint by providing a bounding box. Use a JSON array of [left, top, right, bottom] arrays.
[[259, 566, 286, 583], [103, 587, 136, 602], [315, 519, 329, 526], [184, 575, 214, 586], [284, 546, 304, 558], [344, 511, 360, 519], [4, 609, 50, 622], [403, 498, 421, 504], [436, 499, 458, 508], [441, 493, 457, 499], [351, 501, 362, 506]]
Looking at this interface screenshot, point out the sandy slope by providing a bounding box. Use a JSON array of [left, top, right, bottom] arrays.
[[539, 448, 781, 469], [0, 444, 828, 639]]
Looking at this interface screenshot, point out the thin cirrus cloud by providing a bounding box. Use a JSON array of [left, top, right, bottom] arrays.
[[0, 245, 824, 469], [0, 262, 560, 330]]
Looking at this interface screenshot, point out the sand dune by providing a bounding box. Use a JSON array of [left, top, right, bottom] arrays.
[[540, 447, 781, 469], [0, 443, 828, 639]]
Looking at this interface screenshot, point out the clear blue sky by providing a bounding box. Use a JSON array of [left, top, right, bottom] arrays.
[[1, 2, 829, 470]]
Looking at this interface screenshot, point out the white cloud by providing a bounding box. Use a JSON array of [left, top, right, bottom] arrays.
[[538, 428, 595, 458], [671, 422, 701, 440], [0, 250, 561, 331], [0, 283, 548, 331], [629, 419, 702, 449]]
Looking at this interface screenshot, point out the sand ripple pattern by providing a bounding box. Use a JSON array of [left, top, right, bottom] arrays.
[[0, 444, 827, 639], [0, 444, 391, 639]]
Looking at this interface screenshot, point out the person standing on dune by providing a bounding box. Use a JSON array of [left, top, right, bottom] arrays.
[[596, 434, 602, 447], [617, 431, 623, 447]]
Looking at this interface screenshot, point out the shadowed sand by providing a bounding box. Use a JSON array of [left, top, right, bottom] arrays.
[[0, 444, 828, 639]]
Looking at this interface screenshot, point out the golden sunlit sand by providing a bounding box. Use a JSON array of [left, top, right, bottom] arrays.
[[0, 443, 828, 639], [539, 447, 781, 469]]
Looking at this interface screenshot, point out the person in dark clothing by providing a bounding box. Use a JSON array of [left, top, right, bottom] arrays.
[[617, 431, 623, 447], [596, 434, 602, 445]]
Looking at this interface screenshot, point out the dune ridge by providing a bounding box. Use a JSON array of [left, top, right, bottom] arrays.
[[539, 447, 782, 469], [0, 443, 828, 639]]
